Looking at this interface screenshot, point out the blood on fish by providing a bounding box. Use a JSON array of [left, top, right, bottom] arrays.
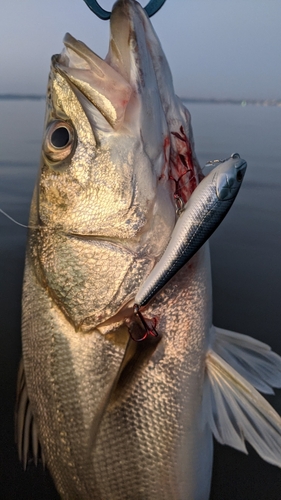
[[163, 136, 170, 163], [158, 136, 171, 182], [179, 154, 188, 169], [168, 126, 198, 203], [139, 127, 198, 338]]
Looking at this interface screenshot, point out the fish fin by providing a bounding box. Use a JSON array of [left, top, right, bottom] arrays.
[[203, 347, 281, 467], [15, 359, 42, 468], [213, 327, 281, 394]]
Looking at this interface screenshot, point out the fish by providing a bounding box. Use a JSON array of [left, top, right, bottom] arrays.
[[17, 1, 281, 499]]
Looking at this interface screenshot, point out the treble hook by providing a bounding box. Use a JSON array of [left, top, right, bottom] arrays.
[[82, 0, 167, 20], [127, 304, 159, 342]]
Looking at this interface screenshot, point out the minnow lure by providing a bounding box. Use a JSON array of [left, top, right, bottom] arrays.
[[134, 153, 247, 310]]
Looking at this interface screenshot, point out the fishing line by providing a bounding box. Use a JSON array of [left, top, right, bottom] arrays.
[[0, 208, 38, 230], [0, 208, 75, 235]]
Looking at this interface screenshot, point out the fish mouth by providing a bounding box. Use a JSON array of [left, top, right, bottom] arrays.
[[64, 231, 143, 257], [236, 159, 247, 172], [66, 231, 124, 245], [53, 32, 132, 129], [52, 0, 169, 137]]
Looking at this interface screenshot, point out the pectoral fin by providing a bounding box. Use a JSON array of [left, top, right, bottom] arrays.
[[203, 329, 281, 467], [15, 359, 44, 469]]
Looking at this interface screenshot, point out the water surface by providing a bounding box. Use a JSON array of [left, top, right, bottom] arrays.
[[0, 99, 280, 499]]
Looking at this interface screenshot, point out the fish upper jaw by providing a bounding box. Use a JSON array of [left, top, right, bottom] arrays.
[[107, 0, 170, 161]]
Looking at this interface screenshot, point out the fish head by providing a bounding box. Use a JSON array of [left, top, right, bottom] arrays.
[[38, 3, 175, 246], [30, 0, 201, 330], [215, 154, 247, 201]]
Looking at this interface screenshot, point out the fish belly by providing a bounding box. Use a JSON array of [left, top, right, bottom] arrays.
[[22, 244, 213, 499]]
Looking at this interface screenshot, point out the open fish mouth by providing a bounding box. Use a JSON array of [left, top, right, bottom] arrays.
[[51, 0, 173, 147], [54, 32, 132, 129]]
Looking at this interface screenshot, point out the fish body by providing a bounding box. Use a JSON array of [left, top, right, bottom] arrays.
[[19, 1, 281, 499]]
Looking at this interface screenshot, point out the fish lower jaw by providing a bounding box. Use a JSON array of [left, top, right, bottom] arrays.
[[64, 231, 164, 260], [65, 232, 147, 251]]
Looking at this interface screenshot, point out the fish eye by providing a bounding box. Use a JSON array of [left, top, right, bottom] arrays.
[[231, 152, 240, 159], [236, 170, 243, 182], [43, 120, 76, 163], [50, 126, 70, 148]]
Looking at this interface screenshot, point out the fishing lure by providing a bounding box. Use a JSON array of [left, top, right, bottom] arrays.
[[132, 154, 246, 337]]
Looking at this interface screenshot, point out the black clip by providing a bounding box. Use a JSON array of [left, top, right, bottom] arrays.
[[83, 0, 167, 20]]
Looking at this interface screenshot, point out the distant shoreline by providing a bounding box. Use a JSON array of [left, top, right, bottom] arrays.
[[183, 97, 281, 107], [0, 94, 45, 101], [0, 94, 280, 107]]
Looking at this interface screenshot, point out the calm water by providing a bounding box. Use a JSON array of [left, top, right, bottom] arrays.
[[0, 100, 280, 499]]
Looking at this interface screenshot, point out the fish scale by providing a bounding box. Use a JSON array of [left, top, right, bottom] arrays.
[[22, 264, 129, 497], [86, 248, 212, 500]]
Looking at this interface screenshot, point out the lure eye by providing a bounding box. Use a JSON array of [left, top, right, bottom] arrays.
[[43, 120, 76, 163]]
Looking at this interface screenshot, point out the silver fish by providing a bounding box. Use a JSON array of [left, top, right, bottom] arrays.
[[18, 1, 281, 499]]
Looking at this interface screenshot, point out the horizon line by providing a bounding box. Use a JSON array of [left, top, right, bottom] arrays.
[[0, 94, 280, 107]]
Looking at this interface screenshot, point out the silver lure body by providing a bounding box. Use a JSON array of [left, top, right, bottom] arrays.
[[135, 154, 247, 308]]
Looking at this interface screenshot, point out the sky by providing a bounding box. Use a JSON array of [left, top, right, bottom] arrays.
[[0, 0, 280, 100]]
